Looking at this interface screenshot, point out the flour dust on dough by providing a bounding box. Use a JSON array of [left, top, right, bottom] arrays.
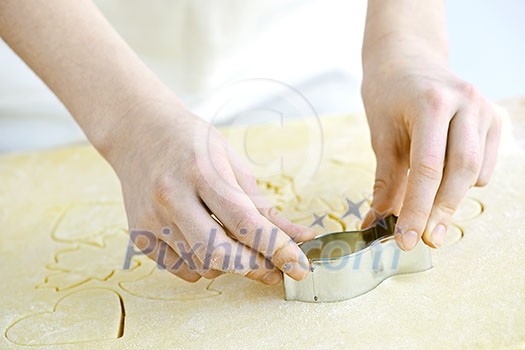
[[0, 112, 524, 349]]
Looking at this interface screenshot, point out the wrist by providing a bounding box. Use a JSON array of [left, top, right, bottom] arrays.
[[362, 35, 448, 78], [87, 91, 186, 166], [362, 0, 449, 76]]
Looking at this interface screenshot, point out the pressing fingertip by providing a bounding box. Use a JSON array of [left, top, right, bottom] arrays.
[[282, 261, 309, 281], [430, 224, 447, 248], [281, 251, 310, 281], [399, 230, 418, 251]]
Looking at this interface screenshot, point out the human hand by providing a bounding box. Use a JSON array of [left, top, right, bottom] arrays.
[[104, 99, 314, 284], [361, 51, 501, 250], [0, 0, 314, 284]]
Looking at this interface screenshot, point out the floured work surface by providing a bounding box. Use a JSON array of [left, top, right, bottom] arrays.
[[0, 110, 524, 350]]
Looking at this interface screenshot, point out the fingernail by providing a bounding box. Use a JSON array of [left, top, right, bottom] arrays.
[[401, 230, 419, 250], [263, 270, 282, 285], [431, 224, 447, 248]]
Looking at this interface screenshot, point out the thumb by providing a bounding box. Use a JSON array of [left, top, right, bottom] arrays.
[[361, 154, 408, 229]]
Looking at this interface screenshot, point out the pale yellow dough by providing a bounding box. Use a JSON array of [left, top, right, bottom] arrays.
[[0, 108, 524, 349]]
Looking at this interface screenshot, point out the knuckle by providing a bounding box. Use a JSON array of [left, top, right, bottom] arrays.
[[423, 87, 450, 113], [232, 212, 261, 237], [152, 174, 176, 207], [413, 160, 443, 182], [271, 240, 293, 267], [457, 82, 479, 103], [436, 200, 457, 217], [373, 178, 389, 195], [405, 206, 429, 221], [456, 149, 481, 176]]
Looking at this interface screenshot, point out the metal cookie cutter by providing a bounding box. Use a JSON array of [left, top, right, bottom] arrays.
[[283, 215, 432, 302]]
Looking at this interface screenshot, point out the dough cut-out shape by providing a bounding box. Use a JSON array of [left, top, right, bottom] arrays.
[[272, 188, 470, 248], [119, 267, 221, 301], [38, 233, 139, 291], [452, 197, 484, 222], [257, 174, 299, 207], [2, 109, 521, 349], [51, 202, 128, 246], [6, 288, 124, 346], [443, 224, 464, 247]]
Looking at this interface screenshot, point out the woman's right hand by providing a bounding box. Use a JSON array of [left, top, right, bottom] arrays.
[[102, 98, 314, 285]]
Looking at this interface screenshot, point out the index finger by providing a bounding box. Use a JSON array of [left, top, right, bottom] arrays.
[[197, 171, 310, 281], [395, 114, 449, 250]]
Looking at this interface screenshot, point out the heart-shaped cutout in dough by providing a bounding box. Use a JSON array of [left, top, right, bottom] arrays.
[[6, 288, 124, 346]]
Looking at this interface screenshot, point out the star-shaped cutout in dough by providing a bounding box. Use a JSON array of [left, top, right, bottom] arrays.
[[310, 213, 327, 228], [340, 197, 366, 220]]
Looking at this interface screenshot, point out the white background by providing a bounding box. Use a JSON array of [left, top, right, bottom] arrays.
[[0, 1, 523, 152]]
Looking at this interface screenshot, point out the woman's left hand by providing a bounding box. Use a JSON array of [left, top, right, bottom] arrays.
[[361, 50, 501, 250]]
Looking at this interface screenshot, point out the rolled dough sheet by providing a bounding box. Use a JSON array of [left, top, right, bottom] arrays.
[[0, 109, 524, 349]]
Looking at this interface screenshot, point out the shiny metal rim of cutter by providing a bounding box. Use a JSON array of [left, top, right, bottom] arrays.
[[283, 215, 432, 303]]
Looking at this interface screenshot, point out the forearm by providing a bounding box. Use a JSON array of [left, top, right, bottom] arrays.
[[363, 0, 449, 71], [0, 0, 178, 154]]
